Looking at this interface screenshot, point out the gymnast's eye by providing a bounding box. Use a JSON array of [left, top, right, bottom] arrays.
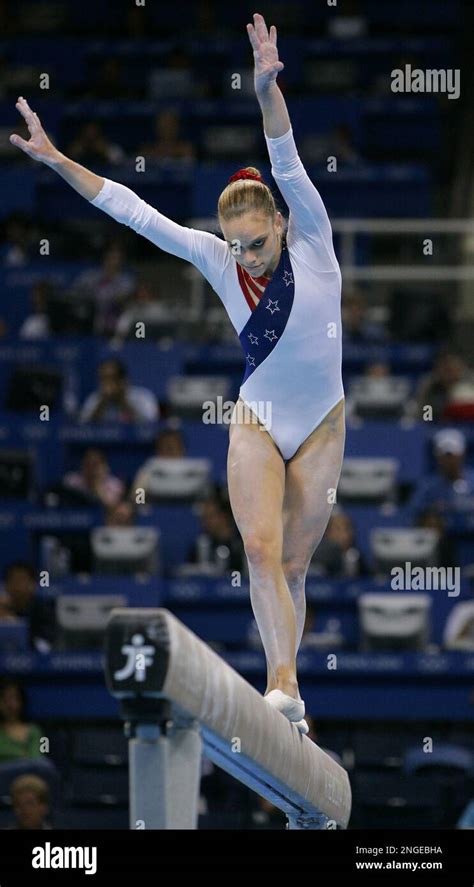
[[252, 239, 265, 248]]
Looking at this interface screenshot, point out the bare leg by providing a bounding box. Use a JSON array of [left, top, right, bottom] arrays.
[[283, 398, 346, 650], [227, 399, 299, 699]]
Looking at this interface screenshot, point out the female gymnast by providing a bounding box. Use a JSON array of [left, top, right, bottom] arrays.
[[10, 13, 345, 734]]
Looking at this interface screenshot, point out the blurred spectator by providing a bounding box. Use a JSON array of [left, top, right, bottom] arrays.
[[18, 281, 51, 339], [0, 679, 43, 762], [408, 429, 474, 517], [310, 512, 369, 578], [112, 280, 167, 344], [70, 243, 135, 336], [153, 427, 187, 459], [138, 109, 195, 161], [0, 563, 56, 652], [0, 213, 33, 267], [186, 496, 245, 573], [104, 499, 136, 527], [8, 774, 52, 830], [342, 289, 387, 343], [416, 508, 457, 568], [410, 351, 474, 422], [443, 596, 474, 651], [79, 358, 159, 424], [130, 427, 187, 498], [62, 448, 125, 508], [66, 120, 126, 166]]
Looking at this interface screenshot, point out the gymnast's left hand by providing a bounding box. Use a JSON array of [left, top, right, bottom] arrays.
[[247, 12, 284, 95]]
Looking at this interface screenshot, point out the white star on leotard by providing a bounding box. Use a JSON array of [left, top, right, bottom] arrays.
[[266, 299, 280, 315], [264, 329, 278, 342], [246, 354, 256, 366], [248, 333, 259, 345], [283, 270, 293, 287]]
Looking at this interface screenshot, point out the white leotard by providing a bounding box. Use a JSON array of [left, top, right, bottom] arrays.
[[89, 127, 344, 460]]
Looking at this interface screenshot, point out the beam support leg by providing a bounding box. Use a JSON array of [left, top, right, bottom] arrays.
[[125, 702, 202, 830]]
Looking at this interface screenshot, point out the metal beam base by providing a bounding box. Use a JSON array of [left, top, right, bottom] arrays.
[[125, 701, 202, 830]]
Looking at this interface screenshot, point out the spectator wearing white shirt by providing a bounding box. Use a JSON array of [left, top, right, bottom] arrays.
[[79, 357, 159, 424], [19, 282, 51, 339]]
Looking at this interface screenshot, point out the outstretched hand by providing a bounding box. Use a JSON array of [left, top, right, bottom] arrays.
[[247, 12, 284, 95], [10, 96, 60, 166]]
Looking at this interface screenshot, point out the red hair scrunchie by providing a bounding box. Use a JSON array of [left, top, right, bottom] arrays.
[[228, 169, 264, 185]]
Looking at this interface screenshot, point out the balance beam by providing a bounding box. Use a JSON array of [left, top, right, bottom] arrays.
[[104, 608, 352, 830]]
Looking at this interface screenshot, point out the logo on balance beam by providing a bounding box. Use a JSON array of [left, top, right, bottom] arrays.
[[104, 611, 169, 696]]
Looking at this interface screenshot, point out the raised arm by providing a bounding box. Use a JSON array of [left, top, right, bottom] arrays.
[[247, 15, 337, 266], [9, 96, 228, 283], [10, 97, 104, 199]]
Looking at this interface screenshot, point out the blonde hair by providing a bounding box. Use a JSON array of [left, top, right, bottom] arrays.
[[11, 774, 50, 805], [218, 166, 277, 223]]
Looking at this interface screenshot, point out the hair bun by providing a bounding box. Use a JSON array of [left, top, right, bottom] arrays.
[[228, 168, 264, 185]]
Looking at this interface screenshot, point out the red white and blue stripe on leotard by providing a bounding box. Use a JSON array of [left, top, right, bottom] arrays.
[[237, 239, 295, 385]]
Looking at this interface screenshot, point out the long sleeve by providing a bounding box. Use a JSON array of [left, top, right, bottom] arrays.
[[89, 178, 230, 292], [265, 127, 338, 270]]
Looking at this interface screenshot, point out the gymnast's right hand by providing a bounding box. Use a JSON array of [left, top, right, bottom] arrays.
[[10, 96, 61, 166]]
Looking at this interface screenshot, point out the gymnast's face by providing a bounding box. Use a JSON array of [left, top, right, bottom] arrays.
[[221, 212, 283, 278]]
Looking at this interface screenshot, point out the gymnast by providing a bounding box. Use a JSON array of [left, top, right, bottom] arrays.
[[10, 13, 345, 734]]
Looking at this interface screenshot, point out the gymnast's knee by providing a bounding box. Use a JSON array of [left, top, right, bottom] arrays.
[[282, 558, 308, 591], [244, 536, 282, 572]]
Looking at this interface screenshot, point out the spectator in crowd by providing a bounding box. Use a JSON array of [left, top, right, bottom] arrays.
[[18, 281, 51, 339], [186, 496, 245, 573], [79, 358, 159, 424], [130, 426, 187, 497], [0, 677, 42, 763], [415, 507, 458, 568], [309, 511, 370, 578], [8, 774, 52, 830], [66, 120, 126, 167], [0, 563, 56, 652], [410, 350, 474, 422], [138, 109, 195, 161], [0, 213, 33, 267], [154, 427, 187, 458], [62, 448, 125, 508], [70, 243, 135, 337], [0, 678, 43, 762], [342, 289, 387, 343], [112, 280, 169, 344], [408, 428, 474, 518]]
